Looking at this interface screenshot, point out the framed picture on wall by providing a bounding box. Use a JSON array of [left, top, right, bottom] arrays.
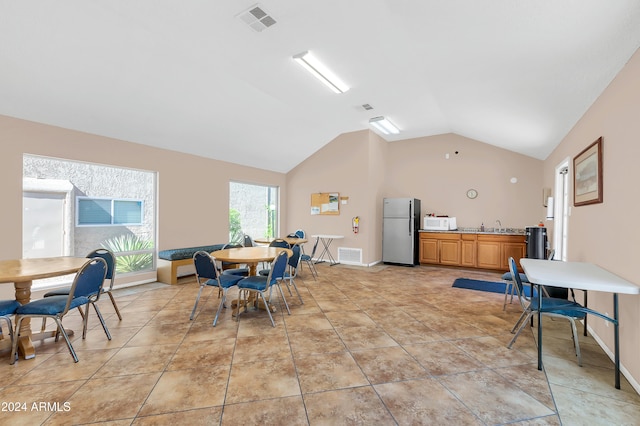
[[573, 137, 603, 206]]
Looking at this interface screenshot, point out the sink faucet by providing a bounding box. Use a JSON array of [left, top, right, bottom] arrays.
[[495, 220, 502, 232]]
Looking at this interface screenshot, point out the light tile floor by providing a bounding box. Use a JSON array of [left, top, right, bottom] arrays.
[[0, 263, 638, 425]]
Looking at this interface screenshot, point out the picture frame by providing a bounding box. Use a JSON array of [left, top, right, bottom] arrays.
[[573, 137, 603, 206]]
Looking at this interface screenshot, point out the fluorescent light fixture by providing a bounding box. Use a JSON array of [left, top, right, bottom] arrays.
[[292, 51, 349, 94], [369, 116, 400, 135]]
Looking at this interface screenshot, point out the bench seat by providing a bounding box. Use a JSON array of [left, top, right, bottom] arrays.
[[157, 244, 225, 284]]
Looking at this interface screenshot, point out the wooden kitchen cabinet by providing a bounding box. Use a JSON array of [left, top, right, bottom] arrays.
[[420, 231, 525, 271], [476, 240, 501, 269], [440, 239, 461, 265], [419, 237, 439, 263], [461, 234, 476, 267], [477, 234, 526, 270], [502, 242, 526, 270], [419, 233, 460, 265]]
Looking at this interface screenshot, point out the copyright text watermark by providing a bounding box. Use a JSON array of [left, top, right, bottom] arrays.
[[2, 401, 71, 412]]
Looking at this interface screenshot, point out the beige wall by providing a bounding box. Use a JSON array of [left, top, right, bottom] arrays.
[[285, 130, 375, 263], [286, 130, 543, 264], [543, 47, 640, 388], [382, 133, 544, 230], [0, 115, 287, 263]]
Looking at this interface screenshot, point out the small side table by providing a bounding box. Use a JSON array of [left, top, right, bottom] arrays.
[[311, 235, 344, 266]]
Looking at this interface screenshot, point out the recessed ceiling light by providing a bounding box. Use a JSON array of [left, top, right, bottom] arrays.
[[292, 51, 349, 94], [369, 116, 400, 135]]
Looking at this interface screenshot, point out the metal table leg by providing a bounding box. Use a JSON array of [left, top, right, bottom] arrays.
[[538, 283, 543, 371], [314, 237, 339, 266], [614, 293, 620, 389]]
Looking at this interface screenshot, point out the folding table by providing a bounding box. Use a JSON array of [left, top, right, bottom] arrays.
[[520, 259, 640, 389]]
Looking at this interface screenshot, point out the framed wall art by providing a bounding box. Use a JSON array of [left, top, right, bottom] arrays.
[[573, 137, 603, 206]]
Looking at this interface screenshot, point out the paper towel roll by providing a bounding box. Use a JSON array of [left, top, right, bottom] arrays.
[[546, 197, 554, 219]]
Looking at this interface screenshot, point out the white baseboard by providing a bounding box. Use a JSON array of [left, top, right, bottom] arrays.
[[585, 322, 640, 395]]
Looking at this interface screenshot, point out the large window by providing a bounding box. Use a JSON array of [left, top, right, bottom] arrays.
[[23, 155, 157, 288], [229, 181, 279, 242]]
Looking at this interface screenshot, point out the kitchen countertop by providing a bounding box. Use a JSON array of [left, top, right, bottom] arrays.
[[419, 228, 526, 236]]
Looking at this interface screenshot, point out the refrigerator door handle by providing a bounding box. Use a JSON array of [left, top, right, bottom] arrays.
[[409, 201, 412, 235]]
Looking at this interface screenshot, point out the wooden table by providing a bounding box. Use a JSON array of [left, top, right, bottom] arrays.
[[254, 237, 308, 246], [211, 246, 292, 276], [0, 256, 89, 359], [520, 259, 640, 389]]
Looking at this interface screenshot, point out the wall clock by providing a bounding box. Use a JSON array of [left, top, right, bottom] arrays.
[[466, 189, 478, 199]]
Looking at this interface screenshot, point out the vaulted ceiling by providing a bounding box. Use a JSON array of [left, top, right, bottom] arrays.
[[2, 1, 640, 172]]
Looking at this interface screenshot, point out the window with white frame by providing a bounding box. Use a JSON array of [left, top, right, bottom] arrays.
[[77, 198, 143, 226], [229, 181, 279, 242], [23, 154, 157, 289]]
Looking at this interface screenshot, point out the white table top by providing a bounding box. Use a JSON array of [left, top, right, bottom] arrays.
[[520, 259, 640, 295], [311, 235, 344, 239]]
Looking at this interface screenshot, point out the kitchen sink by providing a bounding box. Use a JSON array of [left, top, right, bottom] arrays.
[[456, 227, 525, 235]]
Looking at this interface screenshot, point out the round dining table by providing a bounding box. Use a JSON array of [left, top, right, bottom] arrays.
[[0, 256, 90, 359], [253, 237, 308, 246], [210, 246, 292, 315], [211, 246, 292, 276]]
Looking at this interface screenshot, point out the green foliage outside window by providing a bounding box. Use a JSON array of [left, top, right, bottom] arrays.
[[229, 208, 243, 243], [265, 204, 276, 238], [101, 234, 153, 273]]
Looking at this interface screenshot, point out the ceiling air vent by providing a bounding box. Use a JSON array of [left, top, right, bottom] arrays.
[[238, 4, 277, 32], [362, 104, 374, 111]]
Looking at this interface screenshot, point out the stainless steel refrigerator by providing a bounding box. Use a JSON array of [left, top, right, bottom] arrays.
[[382, 198, 421, 265]]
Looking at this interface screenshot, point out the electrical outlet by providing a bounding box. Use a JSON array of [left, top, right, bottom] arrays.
[[605, 313, 609, 327]]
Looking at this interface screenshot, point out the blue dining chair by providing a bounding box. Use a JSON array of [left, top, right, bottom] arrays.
[[506, 257, 585, 365], [222, 241, 251, 277], [300, 236, 319, 280], [11, 257, 110, 364], [243, 234, 255, 247], [236, 250, 290, 326], [502, 250, 555, 310], [41, 248, 120, 332], [0, 299, 21, 362], [269, 239, 290, 249], [190, 250, 244, 326], [257, 239, 291, 276], [260, 244, 303, 304], [89, 248, 121, 320]]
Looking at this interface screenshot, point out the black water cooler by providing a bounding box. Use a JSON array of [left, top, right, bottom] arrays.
[[525, 226, 547, 259], [525, 226, 567, 298]]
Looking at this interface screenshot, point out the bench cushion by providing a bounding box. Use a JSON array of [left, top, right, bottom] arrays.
[[158, 244, 225, 261]]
